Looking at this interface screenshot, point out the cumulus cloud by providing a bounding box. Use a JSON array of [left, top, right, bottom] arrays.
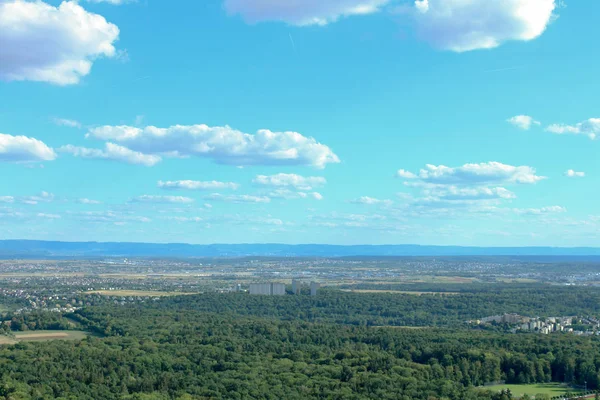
[[253, 173, 326, 190], [52, 118, 82, 128], [223, 0, 389, 26], [0, 196, 14, 203], [413, 0, 557, 52], [394, 163, 546, 218], [204, 193, 271, 204], [507, 115, 541, 130], [0, 0, 120, 85], [86, 124, 339, 168], [0, 133, 56, 162], [350, 196, 393, 206], [158, 180, 240, 190], [565, 169, 585, 178], [221, 0, 557, 53], [399, 162, 546, 186], [396, 169, 417, 179], [546, 118, 600, 140], [59, 143, 161, 166], [131, 195, 194, 204], [84, 0, 131, 4]]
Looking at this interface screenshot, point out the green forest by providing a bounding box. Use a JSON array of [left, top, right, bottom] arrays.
[[0, 288, 599, 399]]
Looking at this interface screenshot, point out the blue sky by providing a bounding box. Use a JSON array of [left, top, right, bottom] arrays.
[[0, 0, 599, 246]]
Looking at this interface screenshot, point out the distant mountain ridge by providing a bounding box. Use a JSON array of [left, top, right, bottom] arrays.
[[0, 240, 599, 258]]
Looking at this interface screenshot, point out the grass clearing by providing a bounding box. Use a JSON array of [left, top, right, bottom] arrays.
[[86, 290, 198, 297], [481, 383, 584, 398], [495, 278, 540, 283], [0, 330, 88, 345], [412, 275, 478, 284]]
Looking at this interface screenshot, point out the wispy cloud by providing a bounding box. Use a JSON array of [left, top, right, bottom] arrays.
[[52, 117, 82, 128], [130, 195, 194, 204], [158, 180, 240, 191], [204, 193, 270, 204]]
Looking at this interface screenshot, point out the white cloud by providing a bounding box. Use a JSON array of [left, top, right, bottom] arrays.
[[268, 189, 304, 199], [413, 0, 557, 52], [350, 196, 393, 206], [396, 169, 417, 179], [37, 213, 61, 219], [253, 173, 326, 190], [71, 210, 151, 223], [267, 189, 323, 200], [158, 180, 240, 190], [223, 0, 389, 26], [205, 214, 287, 227], [165, 216, 204, 223], [131, 195, 194, 204], [309, 212, 391, 230], [0, 0, 120, 85], [565, 169, 585, 178], [393, 163, 547, 219], [77, 198, 102, 204], [52, 118, 82, 128], [0, 133, 56, 162], [86, 124, 339, 168], [311, 192, 324, 200], [59, 143, 161, 166], [513, 206, 566, 215], [84, 0, 131, 4], [20, 191, 54, 205], [507, 115, 541, 130], [204, 193, 271, 204], [426, 186, 516, 201], [400, 162, 546, 186], [414, 0, 428, 13], [546, 118, 600, 140], [0, 192, 54, 205]]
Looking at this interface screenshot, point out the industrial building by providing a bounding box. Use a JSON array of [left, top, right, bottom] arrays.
[[249, 282, 286, 296]]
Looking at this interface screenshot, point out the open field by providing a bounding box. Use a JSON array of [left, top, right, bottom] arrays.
[[86, 290, 198, 297], [482, 383, 584, 398], [495, 278, 540, 283], [340, 289, 459, 295], [411, 275, 478, 283], [0, 330, 88, 345]]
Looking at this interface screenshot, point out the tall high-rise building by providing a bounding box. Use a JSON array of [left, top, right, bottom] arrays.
[[271, 283, 285, 296], [292, 279, 301, 295], [249, 282, 286, 296], [310, 281, 320, 296]]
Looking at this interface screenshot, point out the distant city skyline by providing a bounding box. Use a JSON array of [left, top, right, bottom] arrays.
[[1, 0, 598, 246]]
